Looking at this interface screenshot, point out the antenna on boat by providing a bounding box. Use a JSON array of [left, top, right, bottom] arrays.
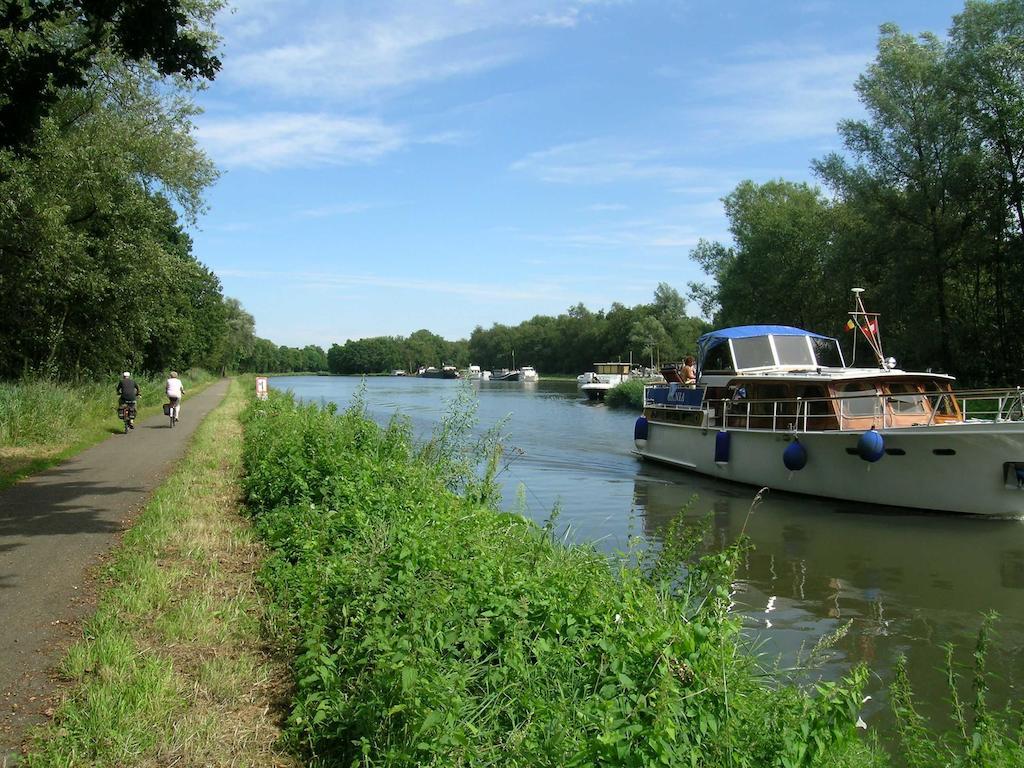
[[847, 288, 890, 369]]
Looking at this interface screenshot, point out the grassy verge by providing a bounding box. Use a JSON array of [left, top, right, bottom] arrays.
[[22, 378, 294, 767], [0, 369, 218, 490], [241, 391, 880, 766]]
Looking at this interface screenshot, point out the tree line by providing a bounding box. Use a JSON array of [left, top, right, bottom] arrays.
[[0, 1, 262, 381], [691, 0, 1024, 386], [324, 284, 708, 375]]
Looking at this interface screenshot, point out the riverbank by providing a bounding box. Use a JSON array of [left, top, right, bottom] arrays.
[[17, 381, 1021, 766], [241, 390, 879, 766], [18, 378, 295, 767], [0, 370, 217, 490]]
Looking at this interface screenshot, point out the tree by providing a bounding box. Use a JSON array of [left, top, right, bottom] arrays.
[[629, 316, 669, 370], [688, 180, 838, 332], [946, 0, 1024, 381], [815, 24, 981, 373], [0, 0, 222, 148], [215, 298, 255, 374]]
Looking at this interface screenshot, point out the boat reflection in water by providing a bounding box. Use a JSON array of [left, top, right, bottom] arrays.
[[631, 464, 1024, 730]]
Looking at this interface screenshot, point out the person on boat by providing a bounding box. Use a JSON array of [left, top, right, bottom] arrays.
[[681, 356, 697, 387]]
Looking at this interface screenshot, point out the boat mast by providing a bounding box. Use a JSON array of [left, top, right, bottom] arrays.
[[848, 288, 887, 368]]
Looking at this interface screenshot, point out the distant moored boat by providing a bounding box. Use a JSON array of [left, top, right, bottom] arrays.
[[418, 365, 461, 379]]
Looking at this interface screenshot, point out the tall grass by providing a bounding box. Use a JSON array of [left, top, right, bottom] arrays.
[[0, 369, 214, 446], [242, 391, 876, 766], [0, 369, 217, 487], [889, 613, 1024, 768]]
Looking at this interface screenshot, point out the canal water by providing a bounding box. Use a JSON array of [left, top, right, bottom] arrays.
[[271, 374, 1024, 738]]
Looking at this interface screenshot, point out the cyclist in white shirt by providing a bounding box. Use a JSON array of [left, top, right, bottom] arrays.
[[166, 371, 185, 420]]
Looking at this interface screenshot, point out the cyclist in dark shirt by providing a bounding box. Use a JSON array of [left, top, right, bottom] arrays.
[[117, 372, 140, 429]]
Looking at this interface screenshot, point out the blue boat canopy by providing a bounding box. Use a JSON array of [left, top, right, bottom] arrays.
[[697, 325, 844, 373]]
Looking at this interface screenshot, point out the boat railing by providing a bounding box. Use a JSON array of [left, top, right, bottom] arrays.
[[644, 384, 1024, 432], [721, 396, 841, 432], [950, 387, 1024, 424]]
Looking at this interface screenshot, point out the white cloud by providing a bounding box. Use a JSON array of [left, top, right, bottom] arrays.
[[690, 48, 868, 143], [197, 112, 405, 169], [524, 220, 702, 251], [217, 268, 570, 303], [295, 201, 377, 218], [585, 202, 628, 212], [220, 1, 621, 103], [511, 139, 713, 185]]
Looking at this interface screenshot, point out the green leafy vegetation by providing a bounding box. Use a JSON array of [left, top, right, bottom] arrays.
[[0, 1, 317, 382], [606, 378, 647, 409], [241, 391, 878, 766], [0, 0, 222, 150], [890, 613, 1024, 768]]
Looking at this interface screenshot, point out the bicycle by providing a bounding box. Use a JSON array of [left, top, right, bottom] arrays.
[[118, 400, 137, 434], [164, 398, 179, 428]]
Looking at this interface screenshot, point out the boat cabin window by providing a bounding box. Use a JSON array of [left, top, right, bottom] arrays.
[[923, 381, 959, 419], [794, 384, 829, 415], [885, 382, 928, 415], [810, 338, 844, 368], [731, 336, 775, 369], [835, 381, 879, 417], [748, 383, 797, 416], [773, 335, 815, 367], [702, 344, 735, 373]]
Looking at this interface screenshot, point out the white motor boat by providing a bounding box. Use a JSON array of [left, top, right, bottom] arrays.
[[520, 365, 539, 382], [466, 365, 491, 381], [634, 290, 1024, 516], [578, 362, 631, 400]]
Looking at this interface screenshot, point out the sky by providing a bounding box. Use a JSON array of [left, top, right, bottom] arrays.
[[191, 0, 967, 349]]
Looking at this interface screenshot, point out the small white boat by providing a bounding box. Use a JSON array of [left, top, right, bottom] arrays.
[[634, 290, 1024, 516], [578, 362, 631, 400], [465, 365, 491, 381], [520, 365, 539, 382]]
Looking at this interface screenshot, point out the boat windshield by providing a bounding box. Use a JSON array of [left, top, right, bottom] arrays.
[[774, 335, 815, 367], [811, 338, 844, 367], [732, 337, 775, 369], [729, 334, 844, 370]]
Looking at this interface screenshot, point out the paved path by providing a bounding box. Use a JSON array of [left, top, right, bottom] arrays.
[[0, 379, 230, 753]]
